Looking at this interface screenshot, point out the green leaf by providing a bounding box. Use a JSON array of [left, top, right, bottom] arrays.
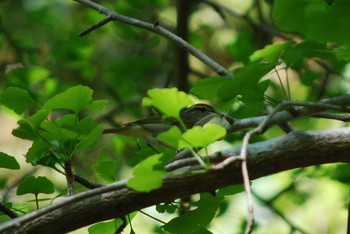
[[92, 160, 119, 183], [300, 70, 321, 86], [227, 31, 256, 64], [88, 213, 137, 234], [282, 41, 334, 68], [162, 193, 221, 234], [89, 100, 108, 110], [250, 41, 292, 64], [216, 184, 245, 198], [335, 46, 350, 61], [157, 126, 182, 148], [0, 87, 37, 114], [0, 152, 20, 169], [193, 227, 213, 234], [127, 153, 167, 192], [12, 109, 49, 140], [43, 85, 93, 113], [41, 115, 79, 142], [190, 77, 230, 100], [273, 0, 350, 44], [25, 139, 50, 165], [88, 219, 120, 234], [178, 124, 226, 149], [88, 220, 117, 234], [76, 124, 104, 152], [142, 88, 194, 121], [156, 203, 177, 214], [218, 62, 274, 116], [17, 176, 54, 196]]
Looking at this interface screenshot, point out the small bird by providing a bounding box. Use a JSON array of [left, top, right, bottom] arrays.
[[103, 104, 234, 147]]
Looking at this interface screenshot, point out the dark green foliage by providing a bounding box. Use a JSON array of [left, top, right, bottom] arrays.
[[0, 0, 349, 233]]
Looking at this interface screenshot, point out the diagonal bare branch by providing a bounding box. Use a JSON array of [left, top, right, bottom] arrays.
[[73, 0, 233, 78]]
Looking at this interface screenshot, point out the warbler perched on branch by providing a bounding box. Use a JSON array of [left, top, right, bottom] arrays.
[[103, 104, 234, 147]]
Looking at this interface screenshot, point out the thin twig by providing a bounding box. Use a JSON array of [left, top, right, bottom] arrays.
[[210, 0, 346, 82], [210, 154, 242, 170], [79, 15, 113, 36], [73, 174, 104, 189], [234, 98, 350, 234], [285, 69, 291, 101], [227, 95, 350, 134], [73, 0, 232, 78], [266, 104, 295, 133], [205, 0, 290, 40], [240, 130, 256, 234], [172, 95, 350, 163], [274, 67, 288, 100], [139, 210, 166, 224], [0, 202, 18, 219]]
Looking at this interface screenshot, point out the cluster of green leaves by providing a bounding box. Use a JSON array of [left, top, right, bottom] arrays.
[[0, 85, 234, 232], [128, 88, 227, 192], [0, 85, 106, 206], [212, 0, 350, 119], [0, 0, 350, 233], [90, 88, 232, 233]]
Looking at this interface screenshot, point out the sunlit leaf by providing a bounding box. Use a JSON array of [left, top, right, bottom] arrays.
[[43, 85, 93, 113], [89, 100, 108, 110], [157, 126, 182, 148], [178, 124, 226, 149], [250, 42, 292, 64], [127, 153, 167, 192], [142, 88, 194, 121]]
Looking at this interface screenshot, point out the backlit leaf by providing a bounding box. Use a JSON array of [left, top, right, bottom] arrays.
[[127, 153, 167, 192], [179, 124, 226, 149], [43, 85, 93, 113], [142, 88, 194, 121]]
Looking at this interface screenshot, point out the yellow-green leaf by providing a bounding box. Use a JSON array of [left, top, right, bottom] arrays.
[[179, 124, 226, 149]]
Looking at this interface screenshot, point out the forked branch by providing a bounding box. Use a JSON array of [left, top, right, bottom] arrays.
[[73, 0, 232, 78]]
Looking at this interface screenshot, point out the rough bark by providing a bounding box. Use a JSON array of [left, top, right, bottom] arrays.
[[1, 128, 350, 233]]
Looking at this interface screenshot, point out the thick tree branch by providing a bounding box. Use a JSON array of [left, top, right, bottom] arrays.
[[1, 128, 350, 233]]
